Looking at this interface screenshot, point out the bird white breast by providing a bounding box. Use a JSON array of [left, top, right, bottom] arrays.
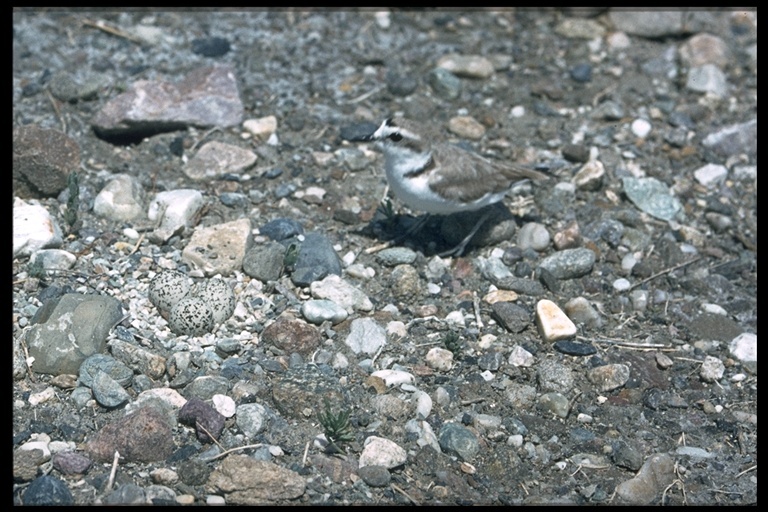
[[383, 148, 506, 215]]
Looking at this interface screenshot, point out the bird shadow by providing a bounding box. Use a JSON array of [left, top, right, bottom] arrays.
[[360, 201, 531, 256]]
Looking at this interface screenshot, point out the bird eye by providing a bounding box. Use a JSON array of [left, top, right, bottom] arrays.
[[389, 133, 403, 142]]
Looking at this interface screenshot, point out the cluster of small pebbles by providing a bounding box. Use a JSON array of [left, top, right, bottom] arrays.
[[148, 270, 236, 336]]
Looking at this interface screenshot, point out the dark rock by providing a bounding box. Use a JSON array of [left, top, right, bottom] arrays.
[[52, 451, 92, 475], [553, 340, 597, 356], [179, 397, 226, 443], [491, 302, 530, 333], [260, 218, 304, 241], [191, 37, 231, 57], [22, 475, 74, 505], [289, 232, 343, 287], [13, 124, 80, 198], [358, 464, 391, 487]]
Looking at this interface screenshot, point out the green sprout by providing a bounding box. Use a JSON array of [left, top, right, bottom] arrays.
[[317, 400, 355, 454], [376, 198, 397, 232], [282, 242, 300, 273], [443, 331, 462, 356], [64, 171, 80, 228]]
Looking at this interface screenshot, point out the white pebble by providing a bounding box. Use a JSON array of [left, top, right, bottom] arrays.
[[631, 118, 652, 138], [612, 278, 631, 291]]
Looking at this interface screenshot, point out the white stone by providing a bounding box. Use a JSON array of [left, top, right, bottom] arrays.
[[508, 345, 535, 367], [93, 174, 145, 221], [728, 333, 756, 362], [212, 394, 236, 418], [693, 163, 728, 188], [536, 299, 577, 342], [359, 436, 407, 468], [371, 369, 414, 387], [413, 390, 432, 419], [148, 189, 205, 243], [344, 317, 387, 355], [631, 118, 652, 138], [425, 347, 454, 371], [13, 198, 63, 258]]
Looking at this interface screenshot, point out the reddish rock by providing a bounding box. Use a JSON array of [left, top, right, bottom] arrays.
[[85, 407, 173, 463], [261, 316, 322, 357]]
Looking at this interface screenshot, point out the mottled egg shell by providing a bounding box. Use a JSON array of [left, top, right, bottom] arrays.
[[197, 278, 236, 324], [149, 270, 192, 313], [169, 296, 214, 336]]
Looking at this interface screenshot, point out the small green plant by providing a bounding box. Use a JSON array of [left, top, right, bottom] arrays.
[[443, 330, 462, 356], [376, 197, 397, 231], [282, 242, 300, 273], [317, 400, 355, 454], [64, 171, 80, 227]]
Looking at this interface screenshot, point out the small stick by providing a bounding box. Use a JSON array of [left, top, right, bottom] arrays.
[[364, 241, 393, 254], [302, 441, 310, 467], [629, 256, 703, 291], [81, 18, 144, 44], [346, 85, 384, 104], [472, 292, 484, 330], [200, 443, 264, 462], [390, 483, 419, 505], [196, 421, 224, 451], [106, 450, 121, 491]]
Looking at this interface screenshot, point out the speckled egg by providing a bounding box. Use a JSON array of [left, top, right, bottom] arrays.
[[197, 278, 236, 324], [148, 270, 192, 313], [169, 296, 214, 336]]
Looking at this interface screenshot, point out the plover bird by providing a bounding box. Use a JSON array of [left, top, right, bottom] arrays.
[[356, 116, 548, 255]]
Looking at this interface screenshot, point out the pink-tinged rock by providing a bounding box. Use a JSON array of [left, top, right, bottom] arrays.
[[92, 65, 243, 138], [261, 316, 322, 357], [85, 407, 173, 463]]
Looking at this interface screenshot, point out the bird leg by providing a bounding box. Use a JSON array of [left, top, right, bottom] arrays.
[[437, 210, 491, 257]]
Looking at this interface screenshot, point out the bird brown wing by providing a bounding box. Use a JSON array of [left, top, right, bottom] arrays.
[[427, 144, 548, 202]]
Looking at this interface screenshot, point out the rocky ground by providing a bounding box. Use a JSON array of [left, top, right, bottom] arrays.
[[12, 8, 756, 505]]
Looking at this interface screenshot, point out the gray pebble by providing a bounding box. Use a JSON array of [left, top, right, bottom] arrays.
[[358, 465, 391, 487]]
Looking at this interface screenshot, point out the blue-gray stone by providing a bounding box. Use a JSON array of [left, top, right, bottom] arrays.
[[103, 483, 146, 504], [428, 67, 461, 99], [377, 247, 418, 266], [537, 248, 596, 280], [553, 340, 597, 356], [91, 371, 131, 408], [79, 354, 133, 387], [260, 218, 303, 241], [290, 232, 342, 287], [622, 177, 683, 221], [22, 475, 74, 505], [438, 422, 480, 461], [358, 464, 391, 487]]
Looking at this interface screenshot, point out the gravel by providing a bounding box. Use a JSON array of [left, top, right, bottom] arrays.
[[13, 8, 756, 505]]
